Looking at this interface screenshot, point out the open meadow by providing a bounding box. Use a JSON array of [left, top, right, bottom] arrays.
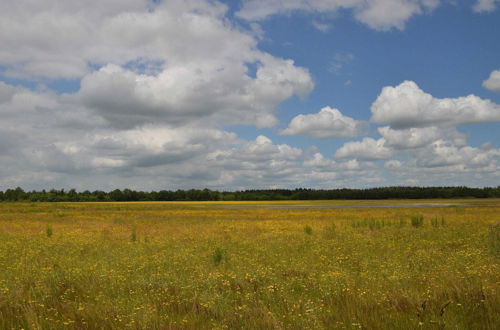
[[0, 200, 499, 329]]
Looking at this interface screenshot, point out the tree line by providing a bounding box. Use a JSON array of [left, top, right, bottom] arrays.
[[0, 186, 499, 202]]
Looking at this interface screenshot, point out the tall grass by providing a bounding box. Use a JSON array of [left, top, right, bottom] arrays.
[[212, 247, 226, 265], [0, 200, 498, 329], [45, 224, 53, 237], [130, 226, 137, 242], [304, 225, 313, 235], [489, 223, 500, 255], [430, 216, 446, 228], [411, 214, 424, 228], [323, 223, 336, 239]]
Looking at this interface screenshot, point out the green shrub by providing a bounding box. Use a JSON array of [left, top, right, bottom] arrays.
[[45, 224, 53, 238], [304, 225, 313, 235], [323, 223, 336, 239], [212, 247, 226, 265], [130, 226, 137, 242], [431, 216, 446, 228], [489, 223, 500, 255], [350, 218, 386, 230], [411, 215, 424, 228], [368, 218, 382, 231]]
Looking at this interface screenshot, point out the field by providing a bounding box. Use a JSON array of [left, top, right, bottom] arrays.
[[0, 200, 499, 329]]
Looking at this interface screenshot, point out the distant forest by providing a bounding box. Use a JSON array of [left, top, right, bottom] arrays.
[[1, 186, 499, 202]]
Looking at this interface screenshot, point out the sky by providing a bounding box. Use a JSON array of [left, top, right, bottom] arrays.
[[0, 0, 499, 191]]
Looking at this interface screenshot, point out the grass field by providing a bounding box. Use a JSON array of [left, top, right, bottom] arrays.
[[0, 200, 499, 329]]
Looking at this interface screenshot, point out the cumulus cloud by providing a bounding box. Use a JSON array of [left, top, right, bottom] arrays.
[[0, 0, 499, 190], [312, 21, 332, 32], [237, 0, 439, 31], [72, 57, 312, 129], [378, 126, 467, 149], [414, 140, 500, 168], [473, 0, 499, 12], [81, 126, 239, 169], [0, 85, 100, 179], [384, 160, 402, 169], [0, 0, 316, 190], [370, 79, 500, 180], [206, 136, 307, 187], [210, 136, 302, 164], [384, 160, 500, 187], [0, 0, 236, 79], [334, 138, 392, 160], [0, 80, 238, 188], [378, 129, 500, 187], [304, 152, 335, 168], [354, 0, 424, 30], [1, 76, 498, 190], [371, 80, 500, 128], [0, 82, 20, 103], [0, 0, 313, 130], [329, 52, 355, 74], [483, 70, 500, 92], [280, 107, 366, 138]]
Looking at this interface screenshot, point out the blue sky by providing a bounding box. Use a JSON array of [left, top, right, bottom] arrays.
[[231, 1, 500, 146], [0, 0, 499, 190]]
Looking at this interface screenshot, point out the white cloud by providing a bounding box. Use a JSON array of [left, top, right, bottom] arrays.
[[0, 0, 314, 129], [0, 0, 318, 190], [378, 129, 500, 187], [371, 80, 500, 128], [0, 1, 499, 190], [280, 107, 366, 138], [334, 138, 392, 160], [0, 79, 240, 185], [384, 160, 402, 169], [72, 57, 313, 129], [83, 125, 239, 169], [312, 21, 332, 32], [1, 78, 498, 190], [378, 126, 466, 149], [329, 52, 354, 74], [354, 0, 423, 30], [473, 0, 499, 12], [304, 152, 335, 168], [237, 0, 439, 31], [483, 70, 500, 92], [0, 0, 236, 79], [206, 136, 307, 187], [412, 140, 500, 168], [384, 160, 500, 187], [210, 135, 302, 163], [0, 81, 21, 103], [0, 0, 314, 132]]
